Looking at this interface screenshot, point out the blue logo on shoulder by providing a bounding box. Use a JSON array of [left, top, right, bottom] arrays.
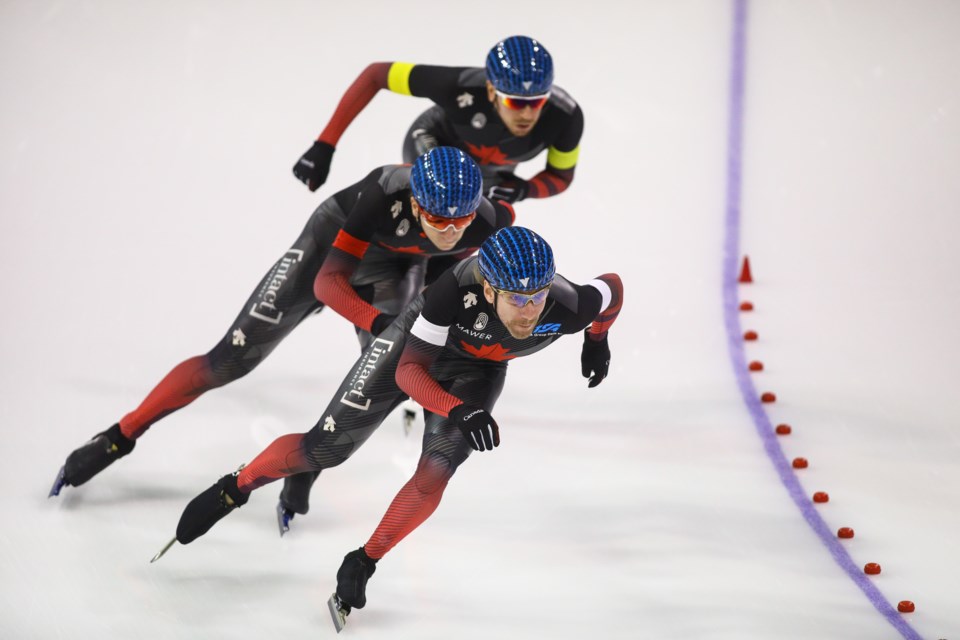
[[532, 323, 562, 334]]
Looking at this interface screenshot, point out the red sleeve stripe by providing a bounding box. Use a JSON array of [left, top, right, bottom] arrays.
[[332, 229, 370, 259], [526, 175, 547, 198], [545, 171, 570, 192], [588, 273, 623, 337], [396, 362, 462, 416], [314, 250, 379, 332], [319, 62, 391, 146], [396, 337, 462, 416], [525, 168, 573, 199]]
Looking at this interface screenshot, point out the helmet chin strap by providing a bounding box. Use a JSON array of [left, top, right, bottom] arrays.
[[411, 197, 423, 228]]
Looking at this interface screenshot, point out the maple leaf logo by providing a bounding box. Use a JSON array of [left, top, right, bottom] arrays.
[[231, 328, 246, 347], [465, 143, 510, 165], [456, 92, 474, 108], [461, 341, 515, 362], [323, 415, 336, 432]]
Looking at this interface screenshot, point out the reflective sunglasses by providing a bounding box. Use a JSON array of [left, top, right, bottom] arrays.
[[495, 90, 550, 111], [492, 284, 552, 307], [420, 210, 476, 231]]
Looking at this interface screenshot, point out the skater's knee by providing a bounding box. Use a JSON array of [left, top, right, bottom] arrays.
[[413, 453, 454, 495], [301, 425, 353, 470], [204, 341, 262, 385]]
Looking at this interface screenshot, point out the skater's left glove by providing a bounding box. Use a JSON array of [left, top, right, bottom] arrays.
[[581, 330, 610, 388], [449, 404, 500, 452], [487, 174, 529, 204]]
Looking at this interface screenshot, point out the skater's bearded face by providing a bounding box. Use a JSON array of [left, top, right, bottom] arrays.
[[483, 280, 550, 339], [486, 81, 547, 137], [411, 198, 475, 251]]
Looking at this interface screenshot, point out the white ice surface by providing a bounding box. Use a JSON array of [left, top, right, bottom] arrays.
[[1, 1, 958, 639]]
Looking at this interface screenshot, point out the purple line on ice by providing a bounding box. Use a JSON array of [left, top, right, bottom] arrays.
[[721, 1, 922, 638]]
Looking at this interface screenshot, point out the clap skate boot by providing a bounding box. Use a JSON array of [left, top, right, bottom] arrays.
[[336, 547, 378, 610], [276, 470, 321, 536], [328, 547, 378, 632], [49, 424, 136, 497], [175, 468, 249, 544]]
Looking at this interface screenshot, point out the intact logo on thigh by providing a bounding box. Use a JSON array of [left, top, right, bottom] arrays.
[[248, 249, 305, 325], [340, 337, 395, 410]]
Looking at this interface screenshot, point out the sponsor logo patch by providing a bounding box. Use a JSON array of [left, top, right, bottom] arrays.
[[248, 249, 305, 325], [456, 323, 492, 342], [339, 337, 395, 410], [532, 323, 562, 335]]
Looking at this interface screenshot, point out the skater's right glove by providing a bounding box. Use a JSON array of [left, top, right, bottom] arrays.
[[292, 140, 336, 191], [449, 404, 500, 452]]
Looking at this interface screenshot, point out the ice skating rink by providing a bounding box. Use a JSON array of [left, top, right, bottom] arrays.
[[2, 1, 958, 638]]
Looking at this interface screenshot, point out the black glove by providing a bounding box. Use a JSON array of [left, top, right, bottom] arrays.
[[292, 140, 336, 192], [449, 404, 500, 452], [487, 174, 529, 203], [581, 330, 610, 388], [369, 313, 398, 336]]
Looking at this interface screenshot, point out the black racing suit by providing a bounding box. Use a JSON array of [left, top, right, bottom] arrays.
[[235, 257, 624, 558], [117, 166, 515, 440], [315, 62, 584, 199]]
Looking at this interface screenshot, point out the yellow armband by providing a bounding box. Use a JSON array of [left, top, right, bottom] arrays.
[[547, 145, 579, 170], [387, 62, 416, 96]]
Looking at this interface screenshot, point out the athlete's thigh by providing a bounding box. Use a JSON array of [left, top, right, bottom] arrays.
[[300, 311, 418, 468], [420, 363, 508, 468], [214, 207, 338, 363]]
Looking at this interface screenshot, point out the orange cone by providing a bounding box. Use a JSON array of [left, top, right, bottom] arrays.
[[739, 256, 753, 283]]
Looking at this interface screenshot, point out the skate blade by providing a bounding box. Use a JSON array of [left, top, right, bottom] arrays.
[[276, 502, 294, 537], [48, 466, 67, 498], [327, 592, 349, 633], [150, 536, 177, 563]]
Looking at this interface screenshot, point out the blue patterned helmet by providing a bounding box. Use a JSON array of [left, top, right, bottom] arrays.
[[410, 147, 483, 218], [478, 227, 556, 292], [485, 36, 554, 96]]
